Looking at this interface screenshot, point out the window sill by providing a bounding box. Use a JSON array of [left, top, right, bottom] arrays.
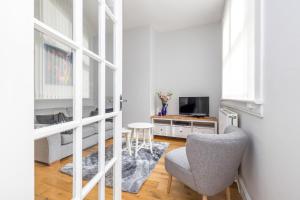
[[221, 99, 264, 118]]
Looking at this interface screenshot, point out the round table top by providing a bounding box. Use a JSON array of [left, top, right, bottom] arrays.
[[122, 128, 131, 133], [128, 122, 154, 129]]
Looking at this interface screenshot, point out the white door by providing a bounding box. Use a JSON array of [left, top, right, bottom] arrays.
[[33, 0, 122, 199]]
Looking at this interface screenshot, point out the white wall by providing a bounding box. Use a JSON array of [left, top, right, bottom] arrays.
[[0, 1, 34, 199], [123, 24, 222, 125], [153, 24, 222, 117], [236, 0, 300, 199], [123, 27, 153, 125]]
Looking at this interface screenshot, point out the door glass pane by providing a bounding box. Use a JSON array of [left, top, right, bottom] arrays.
[[82, 122, 99, 187], [85, 185, 99, 200], [105, 67, 114, 113], [105, 117, 114, 164], [83, 0, 99, 54], [106, 15, 115, 64], [34, 30, 74, 128], [106, 0, 115, 13], [105, 117, 114, 200], [34, 0, 73, 39], [35, 132, 73, 200], [105, 169, 114, 200], [83, 56, 99, 118], [79, 119, 113, 193]]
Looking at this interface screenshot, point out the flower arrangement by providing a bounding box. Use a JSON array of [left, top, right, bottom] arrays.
[[157, 91, 173, 116]]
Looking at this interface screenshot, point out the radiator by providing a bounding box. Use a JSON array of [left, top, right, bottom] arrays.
[[218, 108, 238, 134]]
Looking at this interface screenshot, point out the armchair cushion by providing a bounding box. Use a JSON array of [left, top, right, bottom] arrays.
[[165, 147, 196, 191], [186, 127, 248, 196], [165, 126, 248, 197]]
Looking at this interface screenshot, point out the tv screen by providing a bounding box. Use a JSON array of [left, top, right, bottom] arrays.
[[179, 97, 209, 117]]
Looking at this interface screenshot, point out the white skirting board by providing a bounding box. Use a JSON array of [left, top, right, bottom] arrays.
[[238, 177, 252, 200]]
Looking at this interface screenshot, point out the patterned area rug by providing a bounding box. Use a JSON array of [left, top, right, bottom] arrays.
[[60, 141, 169, 193]]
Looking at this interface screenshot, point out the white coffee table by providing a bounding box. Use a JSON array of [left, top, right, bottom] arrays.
[[128, 122, 154, 157], [122, 128, 132, 156]]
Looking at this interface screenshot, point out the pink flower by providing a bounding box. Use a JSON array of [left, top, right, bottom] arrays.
[[157, 92, 173, 104]]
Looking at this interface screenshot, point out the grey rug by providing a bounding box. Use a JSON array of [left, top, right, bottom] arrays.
[[60, 141, 169, 193]]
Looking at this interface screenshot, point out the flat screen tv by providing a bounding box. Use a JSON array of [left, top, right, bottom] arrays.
[[179, 97, 209, 117]]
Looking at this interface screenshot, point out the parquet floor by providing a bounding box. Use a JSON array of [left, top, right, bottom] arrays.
[[35, 137, 242, 200]]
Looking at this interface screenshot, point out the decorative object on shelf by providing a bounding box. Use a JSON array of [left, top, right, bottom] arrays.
[[157, 91, 172, 116]]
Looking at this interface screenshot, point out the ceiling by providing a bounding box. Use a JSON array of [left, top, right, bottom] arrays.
[[123, 0, 225, 32]]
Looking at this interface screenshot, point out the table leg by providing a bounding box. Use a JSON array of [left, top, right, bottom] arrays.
[[148, 128, 153, 154], [127, 132, 132, 156], [143, 129, 146, 148], [135, 129, 139, 157]]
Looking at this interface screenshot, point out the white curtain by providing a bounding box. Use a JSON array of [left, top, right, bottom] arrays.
[[222, 0, 255, 100]]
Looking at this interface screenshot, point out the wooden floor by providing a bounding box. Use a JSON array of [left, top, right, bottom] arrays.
[[35, 137, 242, 200]]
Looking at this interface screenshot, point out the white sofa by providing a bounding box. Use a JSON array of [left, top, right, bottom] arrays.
[[34, 106, 113, 164]]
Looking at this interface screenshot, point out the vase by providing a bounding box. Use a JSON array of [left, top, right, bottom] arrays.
[[161, 103, 168, 116]]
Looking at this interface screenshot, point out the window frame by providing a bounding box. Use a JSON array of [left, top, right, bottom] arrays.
[[221, 0, 264, 118]]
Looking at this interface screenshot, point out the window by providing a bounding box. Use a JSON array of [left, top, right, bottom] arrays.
[[222, 0, 263, 117], [222, 0, 255, 100]]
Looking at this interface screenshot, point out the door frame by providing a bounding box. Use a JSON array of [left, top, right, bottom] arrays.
[[33, 0, 123, 199]]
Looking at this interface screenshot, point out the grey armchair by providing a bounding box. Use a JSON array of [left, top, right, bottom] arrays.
[[165, 126, 248, 200]]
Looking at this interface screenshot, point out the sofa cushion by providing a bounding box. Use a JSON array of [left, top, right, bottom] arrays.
[[105, 121, 113, 131], [36, 112, 72, 124], [36, 114, 55, 124], [90, 108, 98, 117], [83, 124, 98, 138], [61, 122, 113, 145], [89, 108, 114, 116], [82, 107, 92, 118], [165, 147, 197, 191], [61, 124, 97, 145]]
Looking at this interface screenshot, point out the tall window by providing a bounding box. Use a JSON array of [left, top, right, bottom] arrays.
[[222, 0, 256, 100]]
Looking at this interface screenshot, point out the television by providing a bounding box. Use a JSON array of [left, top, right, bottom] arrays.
[[179, 97, 209, 117]]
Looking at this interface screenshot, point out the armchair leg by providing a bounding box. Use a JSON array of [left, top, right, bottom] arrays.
[[202, 195, 208, 200], [167, 174, 172, 194], [226, 187, 231, 200]]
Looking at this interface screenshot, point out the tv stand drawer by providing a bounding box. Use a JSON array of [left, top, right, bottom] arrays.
[[172, 126, 191, 138], [153, 124, 170, 136], [193, 127, 215, 134]]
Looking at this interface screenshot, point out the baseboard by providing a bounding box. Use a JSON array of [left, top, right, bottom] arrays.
[[238, 177, 252, 200]]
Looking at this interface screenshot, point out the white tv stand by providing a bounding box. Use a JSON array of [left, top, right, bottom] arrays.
[[151, 115, 218, 138]]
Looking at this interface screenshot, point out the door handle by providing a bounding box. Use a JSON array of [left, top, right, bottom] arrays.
[[120, 95, 127, 110]]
